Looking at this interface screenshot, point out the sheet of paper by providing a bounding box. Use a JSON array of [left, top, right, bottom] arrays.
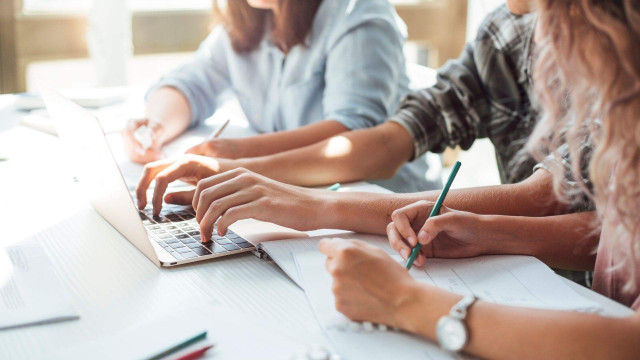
[[293, 251, 468, 360], [0, 240, 79, 331], [260, 233, 394, 287], [293, 251, 603, 360], [51, 303, 310, 360], [411, 255, 602, 311]]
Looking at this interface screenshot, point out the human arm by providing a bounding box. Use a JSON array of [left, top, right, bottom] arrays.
[[319, 239, 640, 360], [188, 17, 407, 159], [122, 26, 231, 163], [387, 203, 599, 270], [137, 163, 567, 238], [186, 120, 349, 159], [121, 87, 191, 163]]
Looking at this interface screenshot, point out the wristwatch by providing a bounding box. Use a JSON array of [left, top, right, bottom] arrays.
[[436, 295, 478, 352]]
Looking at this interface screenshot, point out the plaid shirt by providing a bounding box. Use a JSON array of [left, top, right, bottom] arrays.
[[390, 5, 538, 184]]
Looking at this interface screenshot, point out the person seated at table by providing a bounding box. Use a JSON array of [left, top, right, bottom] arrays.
[[319, 0, 640, 358], [122, 0, 439, 193], [136, 2, 590, 239]]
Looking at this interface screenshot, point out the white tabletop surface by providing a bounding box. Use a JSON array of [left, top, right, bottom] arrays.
[[0, 92, 633, 359]]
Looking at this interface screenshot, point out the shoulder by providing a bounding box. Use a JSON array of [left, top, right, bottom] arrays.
[[474, 4, 536, 54], [317, 0, 407, 45], [198, 25, 232, 51]]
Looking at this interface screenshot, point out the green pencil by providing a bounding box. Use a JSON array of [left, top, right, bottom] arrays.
[[405, 161, 461, 270], [327, 183, 341, 191]]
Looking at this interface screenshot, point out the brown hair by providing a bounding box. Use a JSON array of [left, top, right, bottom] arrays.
[[214, 0, 323, 53], [528, 0, 640, 290]]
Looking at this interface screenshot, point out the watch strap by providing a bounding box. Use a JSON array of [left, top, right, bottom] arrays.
[[449, 295, 477, 320]]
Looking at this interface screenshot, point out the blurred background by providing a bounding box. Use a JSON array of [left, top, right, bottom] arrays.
[[0, 0, 506, 187]]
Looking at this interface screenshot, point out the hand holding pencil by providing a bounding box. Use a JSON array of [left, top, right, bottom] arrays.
[[385, 162, 462, 269], [186, 119, 243, 159]]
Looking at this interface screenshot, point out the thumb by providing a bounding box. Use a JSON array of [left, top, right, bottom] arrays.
[[164, 190, 195, 205]]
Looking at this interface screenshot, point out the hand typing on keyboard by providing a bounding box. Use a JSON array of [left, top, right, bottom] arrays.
[[191, 168, 328, 243], [135, 154, 234, 215], [138, 203, 253, 260]]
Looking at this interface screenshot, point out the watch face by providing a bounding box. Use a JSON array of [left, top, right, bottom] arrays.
[[437, 316, 468, 352]]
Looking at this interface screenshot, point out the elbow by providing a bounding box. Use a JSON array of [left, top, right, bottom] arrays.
[[360, 160, 405, 181], [516, 170, 567, 216]]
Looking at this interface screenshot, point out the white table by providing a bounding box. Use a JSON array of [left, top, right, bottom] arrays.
[[0, 93, 633, 359]]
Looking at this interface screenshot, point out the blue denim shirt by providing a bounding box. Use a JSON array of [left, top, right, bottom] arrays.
[[150, 0, 410, 133]]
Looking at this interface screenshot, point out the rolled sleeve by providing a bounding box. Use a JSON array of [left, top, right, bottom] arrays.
[[386, 43, 492, 161], [323, 20, 406, 130], [146, 26, 232, 128]]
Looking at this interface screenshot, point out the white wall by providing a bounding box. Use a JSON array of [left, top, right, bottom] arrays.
[[467, 0, 505, 41]]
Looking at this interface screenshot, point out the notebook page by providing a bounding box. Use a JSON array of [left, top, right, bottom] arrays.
[[260, 233, 393, 286], [294, 252, 603, 359], [293, 251, 471, 360], [414, 255, 602, 311], [295, 251, 602, 331]]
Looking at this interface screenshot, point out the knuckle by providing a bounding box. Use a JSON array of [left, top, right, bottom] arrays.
[[199, 188, 213, 203], [239, 173, 257, 184], [335, 300, 349, 315], [331, 280, 346, 294], [339, 246, 358, 261], [210, 199, 223, 211], [223, 207, 237, 219], [260, 197, 273, 208], [251, 183, 265, 194], [329, 264, 344, 277], [155, 175, 167, 185]]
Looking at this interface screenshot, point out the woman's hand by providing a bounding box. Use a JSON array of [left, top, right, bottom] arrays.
[[318, 238, 419, 328], [192, 168, 329, 243], [388, 201, 489, 266], [185, 138, 244, 159], [121, 118, 165, 164], [136, 154, 233, 215]]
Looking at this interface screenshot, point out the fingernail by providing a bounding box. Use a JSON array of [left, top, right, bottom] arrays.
[[408, 236, 416, 246], [418, 230, 428, 243], [401, 249, 409, 259]]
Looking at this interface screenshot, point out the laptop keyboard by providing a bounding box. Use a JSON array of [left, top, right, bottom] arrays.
[[138, 204, 254, 261]]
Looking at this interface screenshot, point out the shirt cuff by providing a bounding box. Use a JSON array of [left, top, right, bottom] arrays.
[[387, 112, 428, 162]]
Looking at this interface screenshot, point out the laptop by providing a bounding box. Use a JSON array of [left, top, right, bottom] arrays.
[[40, 85, 306, 267]]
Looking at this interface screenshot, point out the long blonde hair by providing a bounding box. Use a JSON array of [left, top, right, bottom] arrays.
[[527, 0, 640, 291]]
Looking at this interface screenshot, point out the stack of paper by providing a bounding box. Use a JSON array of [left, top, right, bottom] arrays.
[[280, 234, 603, 360], [0, 240, 79, 331]]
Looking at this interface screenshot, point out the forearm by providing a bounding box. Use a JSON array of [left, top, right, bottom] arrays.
[[306, 169, 567, 235], [235, 120, 349, 158], [401, 285, 640, 360], [237, 121, 414, 186], [145, 87, 192, 144], [479, 211, 599, 270]]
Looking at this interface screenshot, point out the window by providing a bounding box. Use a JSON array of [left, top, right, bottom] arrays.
[[23, 0, 213, 12]]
